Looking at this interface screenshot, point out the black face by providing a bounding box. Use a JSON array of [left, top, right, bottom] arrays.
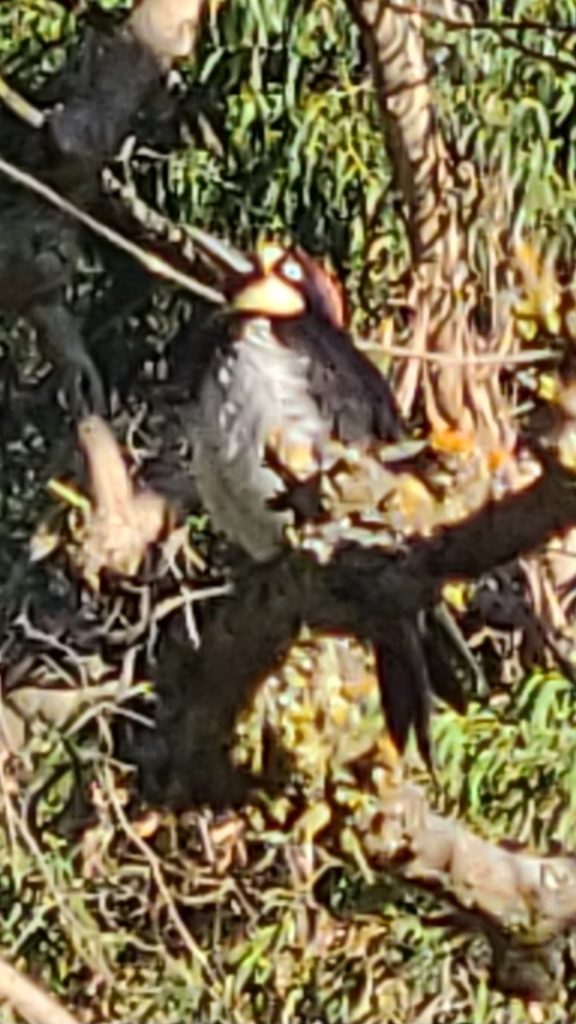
[[183, 226, 345, 327], [228, 245, 345, 327], [277, 247, 345, 328]]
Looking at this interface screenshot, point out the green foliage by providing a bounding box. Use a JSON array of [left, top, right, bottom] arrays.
[[170, 0, 404, 324], [428, 0, 576, 250], [435, 670, 576, 849], [0, 2, 75, 84]]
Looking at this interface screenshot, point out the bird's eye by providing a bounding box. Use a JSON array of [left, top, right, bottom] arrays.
[[280, 258, 304, 283]]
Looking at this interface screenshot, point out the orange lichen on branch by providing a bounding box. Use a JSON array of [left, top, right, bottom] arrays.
[[430, 426, 477, 457]]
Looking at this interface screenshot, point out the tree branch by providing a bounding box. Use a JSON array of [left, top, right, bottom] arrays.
[[344, 777, 574, 1000], [345, 0, 513, 453], [0, 953, 80, 1024], [144, 455, 576, 800], [132, 456, 576, 998], [345, 0, 453, 265]]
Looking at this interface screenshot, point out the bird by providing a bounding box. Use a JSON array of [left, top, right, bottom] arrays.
[[183, 233, 405, 552], [181, 229, 473, 766]]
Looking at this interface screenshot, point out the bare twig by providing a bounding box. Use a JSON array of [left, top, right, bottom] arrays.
[[380, 343, 556, 366], [0, 770, 113, 981], [0, 953, 80, 1024], [0, 76, 45, 129], [499, 30, 576, 76], [103, 763, 222, 987], [0, 153, 225, 306]]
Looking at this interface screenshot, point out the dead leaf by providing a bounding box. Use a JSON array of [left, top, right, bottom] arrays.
[[75, 415, 170, 585], [129, 0, 227, 62]]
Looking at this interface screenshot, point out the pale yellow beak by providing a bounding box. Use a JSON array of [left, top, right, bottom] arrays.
[[232, 274, 305, 317]]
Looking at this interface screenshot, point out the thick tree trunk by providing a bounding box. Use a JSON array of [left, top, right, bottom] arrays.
[[346, 0, 512, 455]]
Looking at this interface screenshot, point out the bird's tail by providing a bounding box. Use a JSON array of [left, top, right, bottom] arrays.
[[375, 605, 479, 769]]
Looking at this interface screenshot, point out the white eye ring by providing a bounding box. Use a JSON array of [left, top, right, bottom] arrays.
[[280, 258, 304, 283]]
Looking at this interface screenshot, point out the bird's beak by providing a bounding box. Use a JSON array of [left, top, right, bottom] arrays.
[[186, 230, 305, 316], [231, 275, 305, 316]]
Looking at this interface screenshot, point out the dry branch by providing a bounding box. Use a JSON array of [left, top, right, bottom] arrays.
[[0, 76, 44, 129], [75, 415, 168, 583], [148, 451, 576, 800], [347, 778, 574, 1000], [139, 454, 576, 999], [129, 0, 224, 63], [0, 154, 225, 307], [0, 953, 80, 1024]]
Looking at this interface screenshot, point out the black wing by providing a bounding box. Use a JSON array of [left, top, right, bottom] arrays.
[[375, 608, 474, 769], [276, 313, 403, 444]]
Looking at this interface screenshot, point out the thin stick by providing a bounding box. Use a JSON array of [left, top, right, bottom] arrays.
[[0, 155, 558, 368], [379, 343, 556, 367], [0, 954, 79, 1024], [0, 152, 225, 305], [0, 76, 45, 129], [385, 1, 576, 34]]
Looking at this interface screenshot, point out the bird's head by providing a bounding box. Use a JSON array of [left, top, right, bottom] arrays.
[[232, 242, 347, 329], [187, 227, 346, 329]]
